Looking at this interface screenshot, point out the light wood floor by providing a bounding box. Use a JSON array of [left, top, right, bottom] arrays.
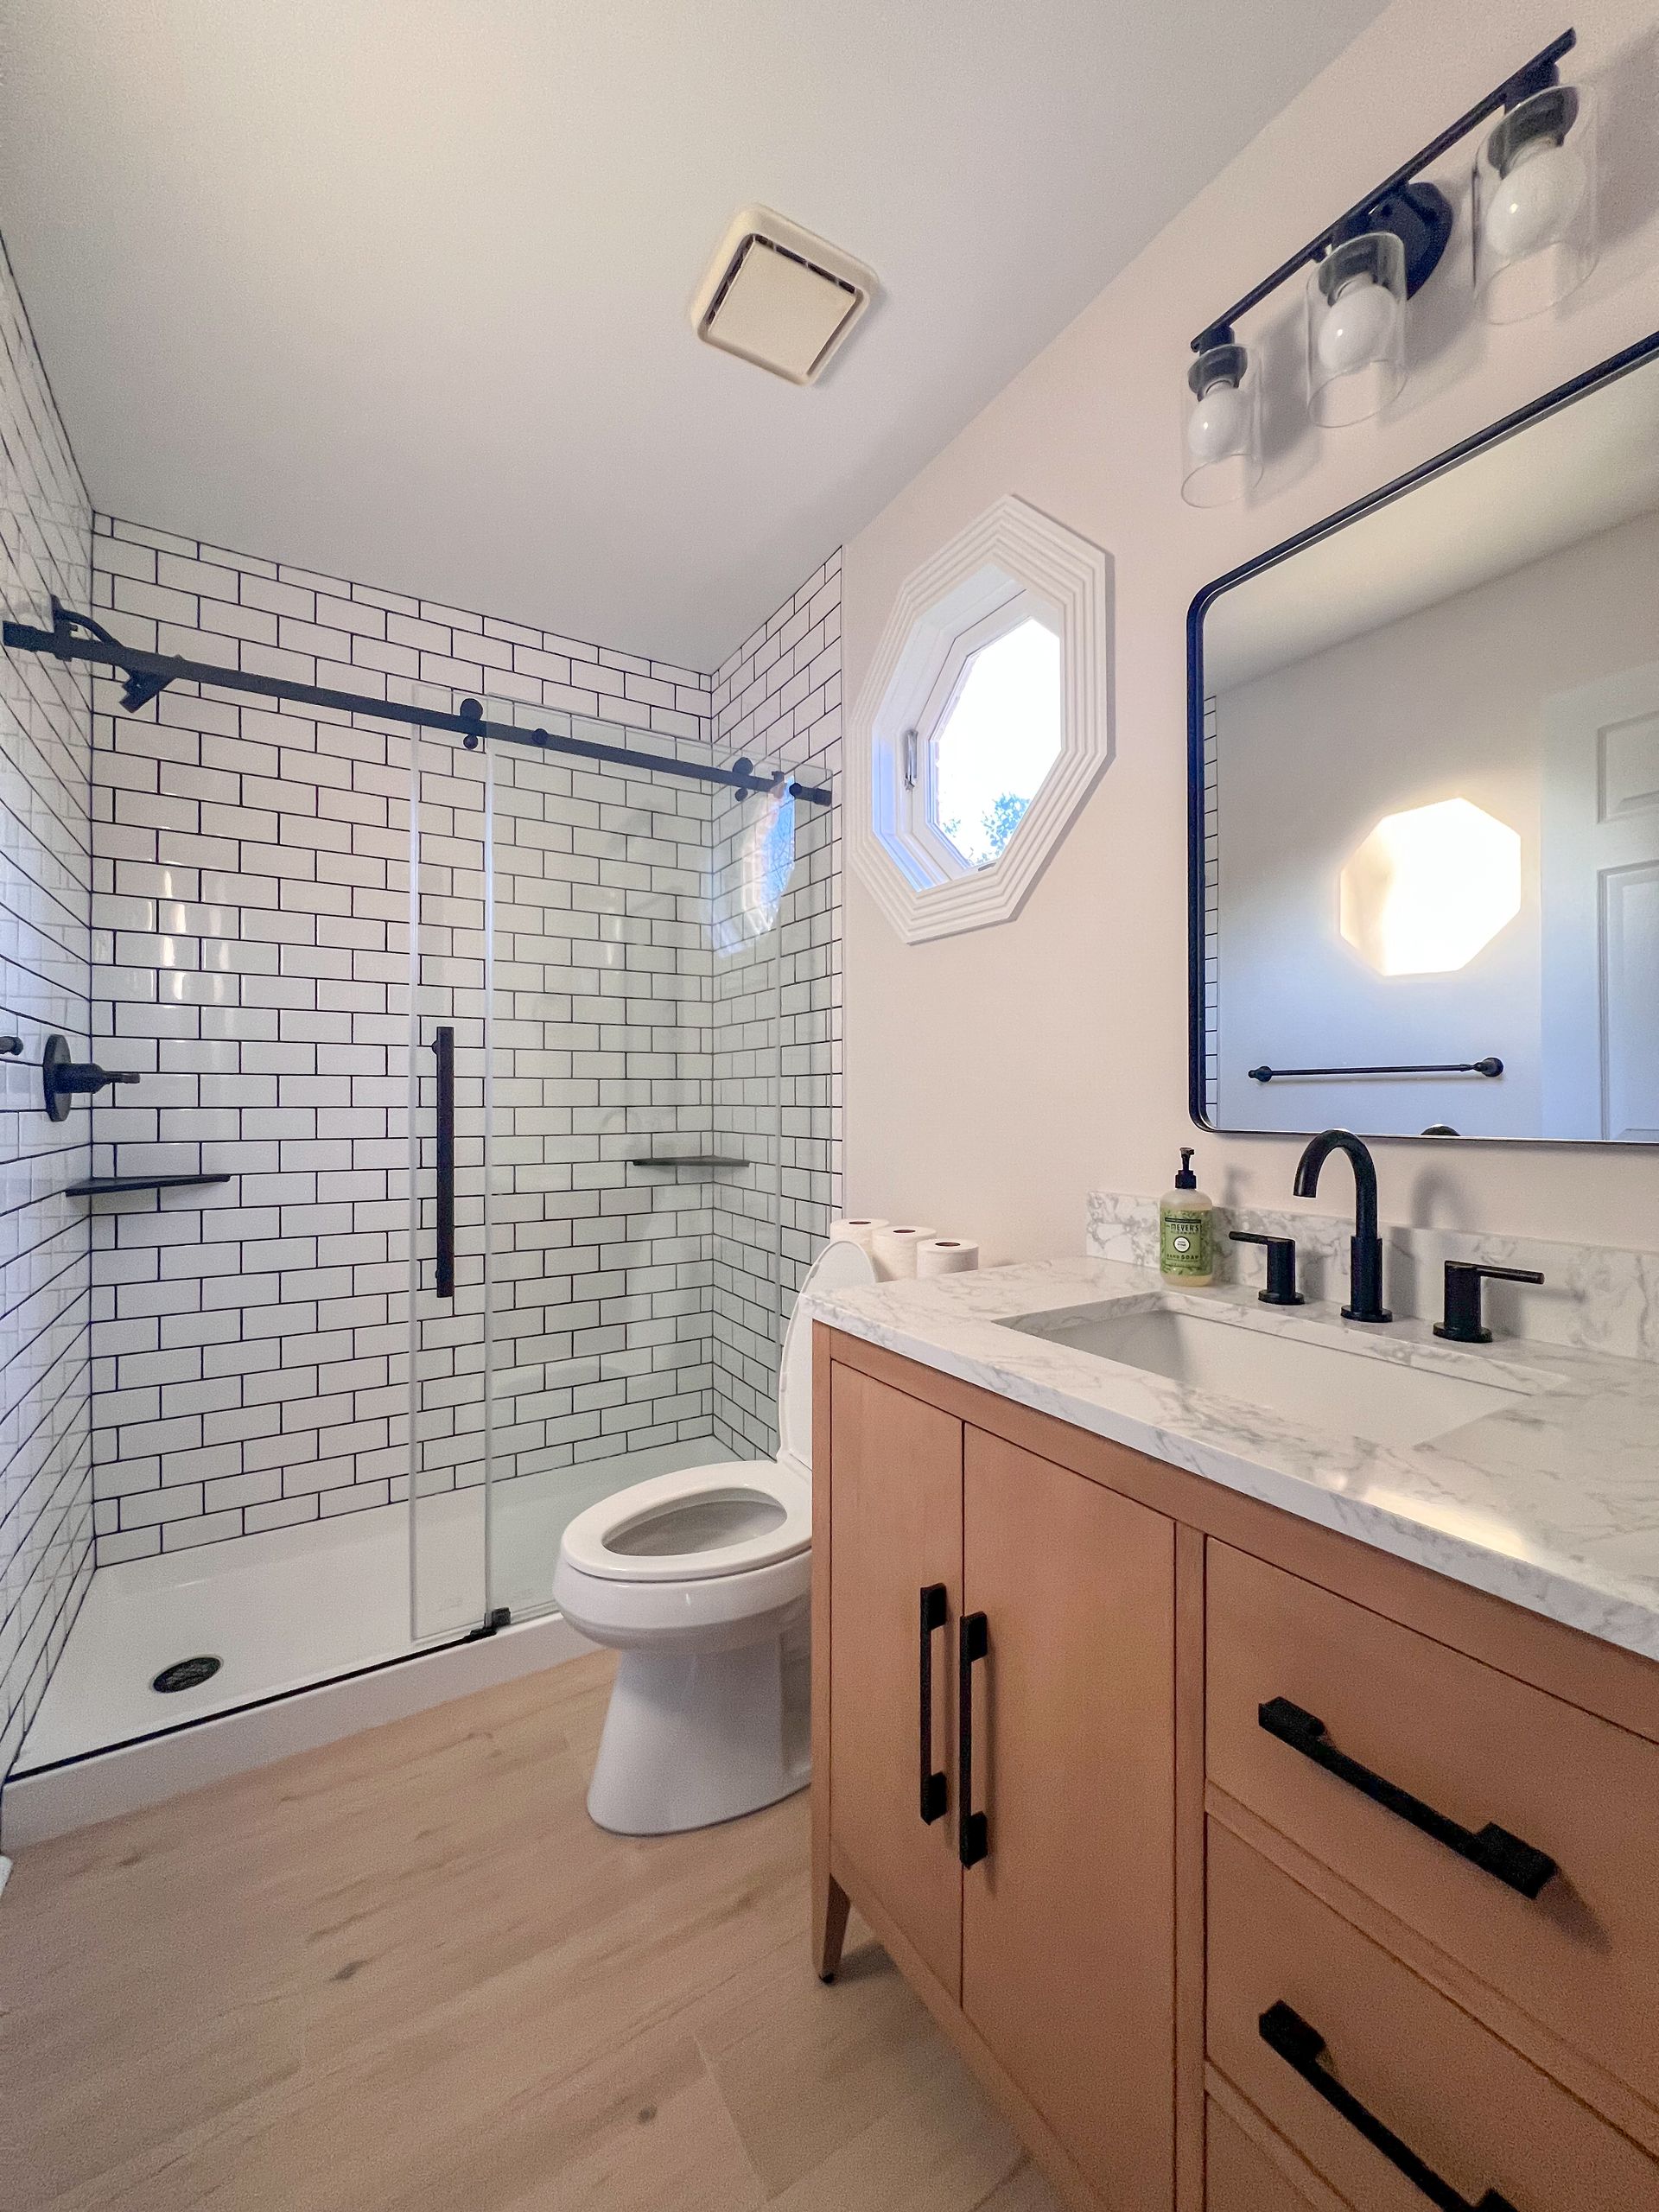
[[1, 1650, 1062, 2211]]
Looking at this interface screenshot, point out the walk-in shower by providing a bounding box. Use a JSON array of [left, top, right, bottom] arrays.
[[3, 603, 836, 1807]]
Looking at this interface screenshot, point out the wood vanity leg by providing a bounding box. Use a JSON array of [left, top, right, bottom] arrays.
[[814, 1869, 852, 1981]]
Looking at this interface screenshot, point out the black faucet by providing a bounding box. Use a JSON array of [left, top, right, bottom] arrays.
[[1292, 1128, 1391, 1324]]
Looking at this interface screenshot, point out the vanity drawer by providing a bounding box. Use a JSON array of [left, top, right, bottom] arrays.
[[1206, 2095, 1338, 2210], [1208, 1821, 1659, 2210], [1207, 1540, 1659, 2111]]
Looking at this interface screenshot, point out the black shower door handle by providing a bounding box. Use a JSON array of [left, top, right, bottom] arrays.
[[1257, 1698, 1556, 1898], [1259, 2002, 1517, 2210], [957, 1611, 988, 1867], [431, 1026, 455, 1299], [919, 1585, 947, 1823]]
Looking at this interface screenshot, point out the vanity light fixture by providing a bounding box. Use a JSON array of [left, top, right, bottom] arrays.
[[1307, 219, 1412, 426], [1182, 26, 1580, 501], [1474, 55, 1598, 322], [1182, 332, 1262, 506]]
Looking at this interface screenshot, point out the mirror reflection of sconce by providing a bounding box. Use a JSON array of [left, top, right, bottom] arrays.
[[1180, 26, 1596, 505]]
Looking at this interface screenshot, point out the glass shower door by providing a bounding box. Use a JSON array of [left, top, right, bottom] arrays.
[[402, 684, 496, 1643], [400, 683, 800, 1641], [479, 706, 728, 1622]]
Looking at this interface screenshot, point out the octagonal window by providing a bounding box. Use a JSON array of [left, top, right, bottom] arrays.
[[931, 617, 1063, 868], [850, 494, 1112, 944], [1340, 798, 1522, 976]]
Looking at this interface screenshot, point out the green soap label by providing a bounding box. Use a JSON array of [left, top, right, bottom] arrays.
[[1160, 1208, 1212, 1277]]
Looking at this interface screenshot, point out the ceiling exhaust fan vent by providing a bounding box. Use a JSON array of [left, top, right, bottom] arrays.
[[691, 207, 876, 385]]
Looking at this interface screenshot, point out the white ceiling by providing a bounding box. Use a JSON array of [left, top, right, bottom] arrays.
[[0, 0, 1387, 667]]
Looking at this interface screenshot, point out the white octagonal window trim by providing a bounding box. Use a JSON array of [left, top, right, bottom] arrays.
[[849, 494, 1114, 943]]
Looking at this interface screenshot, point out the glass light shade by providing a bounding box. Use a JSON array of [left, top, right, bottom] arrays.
[[1475, 84, 1597, 323], [1181, 340, 1262, 508], [1306, 231, 1407, 427]]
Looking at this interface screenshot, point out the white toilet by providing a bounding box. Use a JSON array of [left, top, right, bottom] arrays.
[[551, 1236, 877, 1835]]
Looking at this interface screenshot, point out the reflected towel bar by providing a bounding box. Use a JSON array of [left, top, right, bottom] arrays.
[[1248, 1058, 1503, 1084]]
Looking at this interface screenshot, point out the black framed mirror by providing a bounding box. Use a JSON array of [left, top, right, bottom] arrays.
[[1188, 328, 1659, 1147]]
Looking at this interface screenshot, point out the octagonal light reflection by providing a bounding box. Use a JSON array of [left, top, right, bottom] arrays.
[[1339, 798, 1521, 976]]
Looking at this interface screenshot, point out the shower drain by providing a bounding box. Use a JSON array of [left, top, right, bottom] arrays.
[[151, 1655, 222, 1694]]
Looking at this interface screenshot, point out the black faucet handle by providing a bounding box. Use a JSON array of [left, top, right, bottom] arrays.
[[1433, 1261, 1545, 1345], [1230, 1230, 1306, 1307]]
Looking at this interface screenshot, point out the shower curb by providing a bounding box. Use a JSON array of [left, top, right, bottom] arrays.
[[1, 1612, 594, 1851]]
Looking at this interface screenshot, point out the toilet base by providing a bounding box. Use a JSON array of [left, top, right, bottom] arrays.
[[586, 1624, 810, 1835]]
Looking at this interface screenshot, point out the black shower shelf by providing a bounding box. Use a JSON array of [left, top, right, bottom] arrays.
[[626, 1154, 750, 1170], [66, 1173, 233, 1197]]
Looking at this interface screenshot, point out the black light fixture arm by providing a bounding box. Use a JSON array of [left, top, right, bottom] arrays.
[[2, 601, 831, 805], [1191, 26, 1576, 353]]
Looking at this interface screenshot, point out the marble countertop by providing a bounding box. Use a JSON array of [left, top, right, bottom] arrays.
[[809, 1256, 1659, 1663]]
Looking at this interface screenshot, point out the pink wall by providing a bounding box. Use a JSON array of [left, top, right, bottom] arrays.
[[841, 0, 1659, 1262]]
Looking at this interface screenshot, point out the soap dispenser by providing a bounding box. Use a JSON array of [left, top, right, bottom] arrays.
[[1160, 1149, 1215, 1285]]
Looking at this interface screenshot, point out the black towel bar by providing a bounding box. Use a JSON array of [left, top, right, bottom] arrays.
[[1248, 1057, 1503, 1084]]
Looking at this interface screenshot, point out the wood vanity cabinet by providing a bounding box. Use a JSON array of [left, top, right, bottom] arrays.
[[812, 1325, 1659, 2212], [819, 1361, 1177, 2211]]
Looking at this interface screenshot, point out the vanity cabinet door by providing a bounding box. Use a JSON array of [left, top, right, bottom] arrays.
[[960, 1427, 1177, 2212], [828, 1363, 964, 1996]]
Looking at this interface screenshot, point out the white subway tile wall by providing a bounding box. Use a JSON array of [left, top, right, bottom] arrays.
[[709, 553, 842, 1454], [86, 524, 841, 1554], [0, 246, 94, 1781]]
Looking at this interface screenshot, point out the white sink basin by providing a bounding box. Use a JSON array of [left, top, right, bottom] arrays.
[[1001, 1300, 1531, 1448]]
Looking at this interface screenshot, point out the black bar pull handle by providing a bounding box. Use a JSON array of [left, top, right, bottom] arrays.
[[918, 1585, 947, 1823], [1259, 2002, 1517, 2212], [957, 1611, 988, 1868], [1258, 1698, 1555, 1899], [431, 1026, 455, 1300]]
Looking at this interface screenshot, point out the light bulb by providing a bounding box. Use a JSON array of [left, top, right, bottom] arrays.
[[1316, 274, 1399, 376], [1484, 134, 1587, 263], [1185, 377, 1248, 463]]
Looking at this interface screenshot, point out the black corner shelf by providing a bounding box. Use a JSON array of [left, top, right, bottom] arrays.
[[626, 1154, 749, 1170], [66, 1173, 233, 1198]]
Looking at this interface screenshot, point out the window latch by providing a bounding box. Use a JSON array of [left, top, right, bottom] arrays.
[[902, 728, 918, 790]]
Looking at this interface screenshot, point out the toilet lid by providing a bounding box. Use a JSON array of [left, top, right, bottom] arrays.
[[559, 1460, 811, 1582], [777, 1238, 878, 1467]]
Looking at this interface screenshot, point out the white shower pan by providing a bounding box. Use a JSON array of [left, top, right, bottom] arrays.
[[5, 1438, 725, 1847]]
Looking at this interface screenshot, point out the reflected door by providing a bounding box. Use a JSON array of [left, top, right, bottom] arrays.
[[1542, 662, 1659, 1141]]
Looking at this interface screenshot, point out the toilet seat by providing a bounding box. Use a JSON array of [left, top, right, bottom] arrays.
[[556, 1235, 875, 1595], [558, 1457, 810, 1583]]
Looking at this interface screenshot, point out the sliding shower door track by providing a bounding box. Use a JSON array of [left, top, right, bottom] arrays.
[[3, 601, 832, 802]]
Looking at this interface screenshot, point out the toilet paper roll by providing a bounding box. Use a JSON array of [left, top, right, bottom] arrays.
[[830, 1217, 887, 1253], [917, 1238, 979, 1278], [872, 1224, 937, 1281]]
